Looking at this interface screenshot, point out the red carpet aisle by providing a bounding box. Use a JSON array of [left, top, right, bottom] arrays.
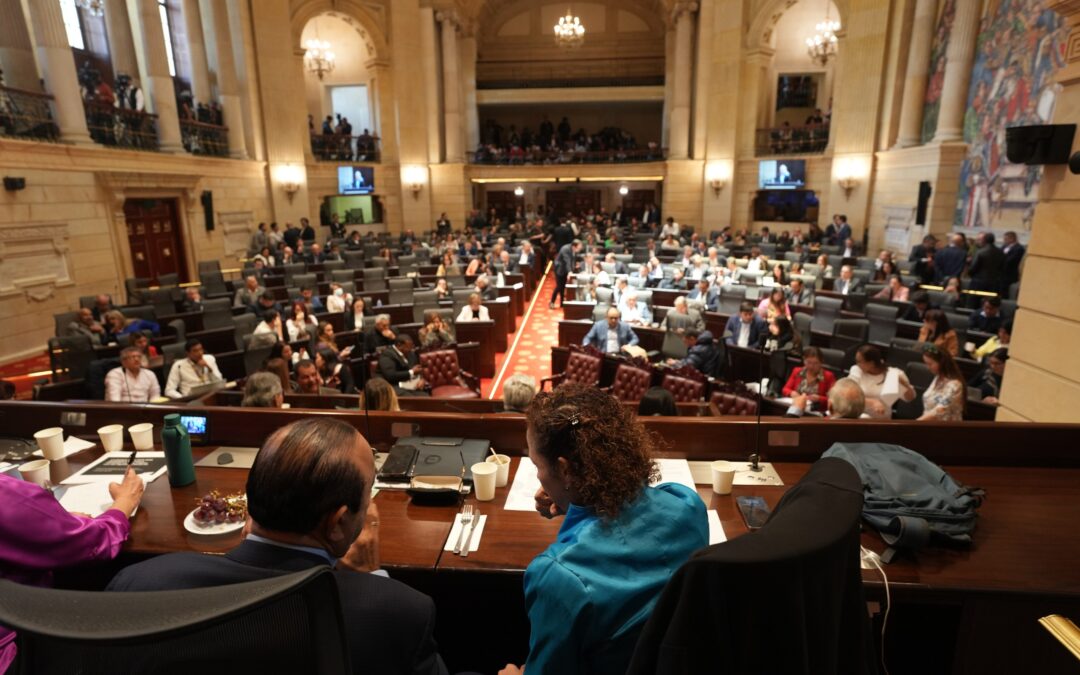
[[488, 267, 560, 399]]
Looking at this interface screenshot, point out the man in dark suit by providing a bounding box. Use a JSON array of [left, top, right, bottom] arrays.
[[300, 217, 316, 244], [833, 265, 863, 295], [550, 239, 581, 309], [724, 302, 768, 347], [671, 329, 723, 378], [935, 234, 967, 283], [107, 418, 449, 675], [687, 279, 719, 312], [835, 215, 852, 244], [967, 231, 1005, 301], [908, 234, 937, 263], [1001, 230, 1025, 291], [362, 314, 396, 355], [968, 297, 1004, 334], [583, 307, 639, 354], [378, 334, 427, 396], [283, 222, 301, 250]]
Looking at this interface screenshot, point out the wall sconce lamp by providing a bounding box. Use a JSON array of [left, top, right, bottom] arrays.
[[705, 161, 732, 198], [514, 186, 525, 197], [837, 176, 859, 200], [618, 184, 629, 196], [276, 164, 303, 204], [402, 165, 428, 199]]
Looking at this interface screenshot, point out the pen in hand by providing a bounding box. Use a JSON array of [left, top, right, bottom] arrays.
[[127, 450, 137, 467]]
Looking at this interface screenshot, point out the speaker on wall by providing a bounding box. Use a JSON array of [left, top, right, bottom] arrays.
[[916, 181, 932, 226], [1005, 124, 1076, 165], [201, 190, 214, 231]]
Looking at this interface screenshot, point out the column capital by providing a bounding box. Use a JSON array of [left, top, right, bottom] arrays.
[[670, 1, 699, 24], [435, 10, 459, 29]]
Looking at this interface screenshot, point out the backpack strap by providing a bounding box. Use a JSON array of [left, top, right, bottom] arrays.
[[878, 515, 932, 563]]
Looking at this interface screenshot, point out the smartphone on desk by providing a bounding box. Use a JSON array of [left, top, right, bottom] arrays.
[[378, 444, 417, 482], [736, 496, 772, 531]]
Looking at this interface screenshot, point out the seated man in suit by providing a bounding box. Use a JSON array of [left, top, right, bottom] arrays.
[[499, 250, 518, 274], [968, 297, 1003, 334], [659, 267, 689, 291], [833, 265, 863, 296], [107, 418, 449, 675], [295, 359, 341, 395], [378, 334, 427, 396], [604, 252, 629, 275], [669, 329, 723, 378], [91, 294, 115, 322], [296, 286, 325, 314], [785, 277, 814, 306], [181, 287, 204, 313], [234, 275, 265, 309], [618, 289, 653, 326], [64, 307, 106, 346], [362, 314, 396, 355], [724, 302, 768, 348], [517, 242, 536, 269], [251, 290, 282, 318], [303, 242, 326, 265], [583, 307, 639, 354], [687, 279, 719, 312], [474, 275, 499, 301], [661, 296, 705, 335]]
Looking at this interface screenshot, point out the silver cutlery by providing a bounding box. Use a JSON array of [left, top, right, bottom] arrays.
[[453, 505, 473, 554], [461, 510, 480, 558]]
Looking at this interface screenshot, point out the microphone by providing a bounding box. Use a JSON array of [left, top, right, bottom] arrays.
[[751, 328, 768, 472]]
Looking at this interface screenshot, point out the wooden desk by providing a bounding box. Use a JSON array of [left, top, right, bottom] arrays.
[[453, 321, 497, 378]]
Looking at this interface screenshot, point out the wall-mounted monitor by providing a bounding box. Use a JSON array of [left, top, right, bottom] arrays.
[[338, 166, 375, 195], [758, 160, 806, 190]]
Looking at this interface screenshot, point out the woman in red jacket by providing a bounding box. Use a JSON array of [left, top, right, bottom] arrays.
[[781, 346, 836, 409]]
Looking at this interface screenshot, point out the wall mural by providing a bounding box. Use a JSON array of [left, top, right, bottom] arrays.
[[954, 0, 1067, 234], [920, 0, 957, 144]]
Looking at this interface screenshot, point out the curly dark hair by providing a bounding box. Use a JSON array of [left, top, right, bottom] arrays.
[[526, 383, 658, 520]]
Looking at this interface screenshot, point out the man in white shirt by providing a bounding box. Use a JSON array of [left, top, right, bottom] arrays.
[[660, 217, 679, 238], [679, 246, 694, 270], [105, 347, 161, 402], [164, 339, 224, 398], [619, 290, 653, 326], [518, 241, 535, 268]]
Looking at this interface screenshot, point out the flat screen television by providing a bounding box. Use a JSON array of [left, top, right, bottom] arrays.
[[758, 160, 806, 190], [338, 166, 375, 195]]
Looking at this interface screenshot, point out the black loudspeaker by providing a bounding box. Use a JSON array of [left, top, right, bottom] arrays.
[[201, 190, 214, 231], [3, 177, 26, 191], [1005, 124, 1076, 165], [916, 181, 932, 226]]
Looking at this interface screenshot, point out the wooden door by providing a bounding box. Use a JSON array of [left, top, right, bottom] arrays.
[[485, 190, 524, 220], [545, 189, 600, 219], [621, 189, 656, 219], [123, 198, 187, 284]]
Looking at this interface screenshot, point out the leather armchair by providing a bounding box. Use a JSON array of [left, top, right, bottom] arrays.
[[709, 391, 759, 416], [608, 362, 653, 402], [541, 345, 602, 390], [419, 348, 480, 399], [661, 366, 708, 402]]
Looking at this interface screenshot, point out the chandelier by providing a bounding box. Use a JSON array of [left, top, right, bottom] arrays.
[[554, 8, 585, 48], [805, 7, 840, 67], [75, 0, 105, 17], [304, 38, 336, 80]]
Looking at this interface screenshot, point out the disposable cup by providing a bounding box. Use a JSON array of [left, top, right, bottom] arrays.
[[34, 427, 65, 460], [486, 454, 511, 488], [18, 459, 51, 487], [711, 460, 736, 495], [129, 423, 154, 451], [97, 425, 125, 453], [471, 462, 498, 502]]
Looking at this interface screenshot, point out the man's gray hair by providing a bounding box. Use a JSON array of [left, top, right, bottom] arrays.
[[375, 313, 391, 324], [242, 372, 283, 408], [828, 379, 866, 419], [674, 296, 687, 308], [502, 374, 537, 412]]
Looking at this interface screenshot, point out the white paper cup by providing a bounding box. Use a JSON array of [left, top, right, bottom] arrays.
[[711, 460, 736, 495], [34, 427, 65, 460], [471, 462, 498, 502], [129, 423, 154, 450], [97, 425, 125, 453], [486, 454, 510, 488], [18, 459, 51, 487]]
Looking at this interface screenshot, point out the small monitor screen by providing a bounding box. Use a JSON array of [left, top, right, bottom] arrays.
[[179, 415, 208, 442], [338, 166, 375, 195], [758, 160, 806, 190]]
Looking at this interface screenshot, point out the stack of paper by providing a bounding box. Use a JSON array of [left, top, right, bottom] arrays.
[[61, 452, 168, 486]]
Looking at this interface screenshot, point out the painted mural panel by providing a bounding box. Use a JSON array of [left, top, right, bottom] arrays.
[[920, 0, 957, 144], [954, 0, 1067, 234]]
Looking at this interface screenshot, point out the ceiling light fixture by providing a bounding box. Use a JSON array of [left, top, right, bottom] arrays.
[[805, 5, 840, 67], [554, 8, 585, 48], [304, 37, 336, 80]]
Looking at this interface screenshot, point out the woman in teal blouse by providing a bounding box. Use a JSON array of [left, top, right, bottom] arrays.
[[499, 384, 709, 675]]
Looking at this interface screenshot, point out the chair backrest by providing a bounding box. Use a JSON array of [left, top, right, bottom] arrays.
[[709, 391, 758, 416], [232, 313, 258, 337], [362, 266, 387, 280], [123, 305, 157, 323], [817, 347, 845, 371], [330, 269, 355, 284], [595, 287, 613, 304], [146, 288, 177, 317], [398, 254, 418, 272], [244, 344, 274, 376], [368, 257, 390, 270], [167, 318, 186, 341], [811, 296, 843, 334], [388, 277, 414, 292], [79, 295, 108, 310], [0, 567, 350, 675], [563, 348, 603, 387], [627, 458, 871, 675], [419, 349, 461, 388], [793, 312, 813, 348], [197, 260, 221, 275], [199, 272, 227, 296], [451, 288, 475, 309], [999, 298, 1017, 318], [610, 362, 653, 401], [831, 319, 869, 340], [201, 298, 233, 330], [865, 303, 899, 345], [292, 273, 317, 290], [157, 272, 179, 287], [343, 251, 365, 270], [719, 285, 747, 314], [905, 360, 934, 389], [322, 260, 345, 273], [887, 338, 924, 369], [53, 311, 80, 337], [661, 368, 706, 402], [48, 335, 95, 381]]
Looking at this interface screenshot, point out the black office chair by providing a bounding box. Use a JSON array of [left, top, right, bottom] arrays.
[[628, 457, 877, 675], [0, 567, 350, 675]]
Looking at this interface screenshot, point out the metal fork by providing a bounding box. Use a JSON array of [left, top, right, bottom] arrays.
[[461, 510, 480, 558], [453, 505, 473, 554]]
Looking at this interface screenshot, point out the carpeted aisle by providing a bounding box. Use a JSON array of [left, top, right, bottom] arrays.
[[488, 266, 561, 399]]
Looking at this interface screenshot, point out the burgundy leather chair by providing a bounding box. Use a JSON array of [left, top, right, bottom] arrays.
[[660, 366, 708, 403], [709, 391, 759, 416], [419, 348, 480, 399], [541, 345, 602, 390], [608, 362, 653, 402]]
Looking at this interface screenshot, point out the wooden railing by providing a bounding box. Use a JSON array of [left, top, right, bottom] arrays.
[[469, 145, 666, 165], [180, 118, 229, 157], [755, 123, 830, 156], [83, 100, 159, 151], [0, 85, 60, 142], [310, 133, 381, 162]]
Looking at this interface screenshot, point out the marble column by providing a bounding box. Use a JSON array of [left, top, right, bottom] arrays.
[[0, 0, 40, 91], [932, 0, 981, 143], [103, 0, 139, 81], [135, 0, 184, 151], [461, 31, 480, 154], [668, 2, 698, 160], [437, 10, 463, 162], [207, 0, 248, 158], [25, 0, 92, 144], [420, 7, 441, 164], [180, 0, 212, 105], [894, 0, 937, 147]]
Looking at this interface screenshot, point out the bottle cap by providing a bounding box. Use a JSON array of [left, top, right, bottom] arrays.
[[164, 413, 181, 427]]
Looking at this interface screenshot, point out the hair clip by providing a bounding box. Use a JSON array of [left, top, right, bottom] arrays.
[[568, 414, 581, 428]]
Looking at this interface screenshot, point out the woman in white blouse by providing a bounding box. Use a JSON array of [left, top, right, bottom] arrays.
[[846, 344, 915, 419], [456, 293, 490, 322], [325, 283, 352, 313], [286, 300, 316, 342]]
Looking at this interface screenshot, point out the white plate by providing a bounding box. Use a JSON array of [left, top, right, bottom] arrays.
[[183, 508, 245, 535]]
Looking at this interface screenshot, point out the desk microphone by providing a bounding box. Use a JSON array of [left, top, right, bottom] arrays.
[[751, 331, 768, 472]]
